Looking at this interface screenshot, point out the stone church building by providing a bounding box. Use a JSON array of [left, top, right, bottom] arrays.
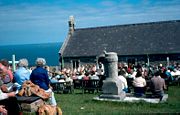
[[59, 16, 180, 69]]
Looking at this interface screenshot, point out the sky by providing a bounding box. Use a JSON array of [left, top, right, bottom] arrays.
[[0, 0, 180, 46]]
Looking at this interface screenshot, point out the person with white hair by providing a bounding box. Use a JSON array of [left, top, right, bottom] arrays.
[[14, 58, 31, 86], [30, 58, 57, 106]]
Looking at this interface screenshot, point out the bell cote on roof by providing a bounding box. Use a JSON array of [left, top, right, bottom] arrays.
[[68, 15, 75, 35]]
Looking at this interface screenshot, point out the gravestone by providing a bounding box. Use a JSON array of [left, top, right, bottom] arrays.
[[99, 52, 126, 100]]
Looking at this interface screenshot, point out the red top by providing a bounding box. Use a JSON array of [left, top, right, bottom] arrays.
[[0, 63, 13, 82]]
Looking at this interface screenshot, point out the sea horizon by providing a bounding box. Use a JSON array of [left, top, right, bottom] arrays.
[[0, 42, 62, 66]]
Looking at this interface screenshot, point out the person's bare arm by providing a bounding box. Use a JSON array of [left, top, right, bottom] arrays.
[[7, 92, 16, 97], [0, 105, 7, 114], [163, 80, 167, 90], [0, 91, 15, 100]]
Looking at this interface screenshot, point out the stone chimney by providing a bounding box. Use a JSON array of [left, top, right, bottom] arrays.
[[68, 15, 75, 35]]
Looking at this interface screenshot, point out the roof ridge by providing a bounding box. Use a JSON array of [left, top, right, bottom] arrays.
[[76, 20, 180, 31], [59, 34, 71, 54]]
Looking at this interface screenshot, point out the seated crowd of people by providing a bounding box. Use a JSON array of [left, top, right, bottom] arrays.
[[48, 61, 180, 99], [0, 58, 57, 115], [0, 57, 180, 114], [117, 62, 180, 99], [48, 63, 104, 85]]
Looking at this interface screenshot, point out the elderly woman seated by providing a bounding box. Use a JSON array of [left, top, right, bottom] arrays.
[[14, 58, 31, 88], [30, 58, 57, 106]]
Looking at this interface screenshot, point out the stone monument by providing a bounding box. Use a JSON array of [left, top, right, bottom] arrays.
[[99, 52, 126, 100]]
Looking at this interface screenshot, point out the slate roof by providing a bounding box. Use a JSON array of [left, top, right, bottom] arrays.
[[61, 20, 180, 57]]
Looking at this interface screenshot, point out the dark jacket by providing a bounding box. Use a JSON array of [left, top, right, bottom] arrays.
[[30, 66, 50, 90]]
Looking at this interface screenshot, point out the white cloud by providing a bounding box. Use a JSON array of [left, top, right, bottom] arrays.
[[1, 0, 179, 27], [0, 0, 180, 45]]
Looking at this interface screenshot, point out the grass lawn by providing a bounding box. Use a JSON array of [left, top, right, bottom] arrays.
[[55, 86, 180, 115]]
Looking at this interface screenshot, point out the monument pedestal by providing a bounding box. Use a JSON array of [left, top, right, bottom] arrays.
[[100, 78, 126, 100], [99, 93, 125, 100], [97, 52, 126, 100]]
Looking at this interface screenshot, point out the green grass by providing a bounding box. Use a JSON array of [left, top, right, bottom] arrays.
[[55, 86, 180, 115]]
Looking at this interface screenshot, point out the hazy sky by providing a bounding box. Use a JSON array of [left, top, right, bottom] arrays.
[[0, 0, 180, 46]]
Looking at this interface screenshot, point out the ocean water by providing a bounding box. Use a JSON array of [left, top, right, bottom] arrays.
[[0, 42, 62, 66]]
